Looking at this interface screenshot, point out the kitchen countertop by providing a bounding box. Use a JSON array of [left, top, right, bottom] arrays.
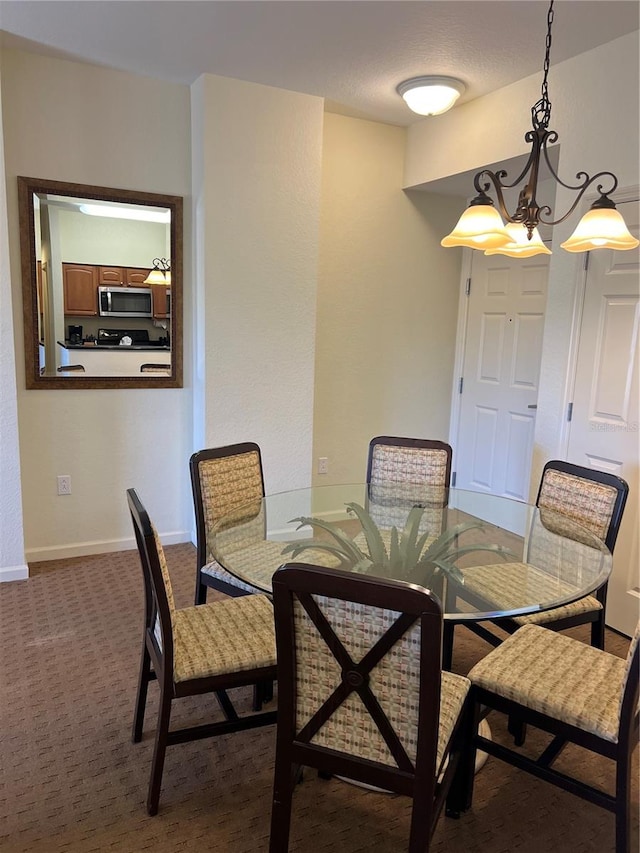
[[58, 341, 170, 351]]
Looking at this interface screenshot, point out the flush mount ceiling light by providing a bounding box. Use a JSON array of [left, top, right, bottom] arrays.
[[79, 203, 171, 224], [397, 75, 465, 116], [441, 0, 639, 257]]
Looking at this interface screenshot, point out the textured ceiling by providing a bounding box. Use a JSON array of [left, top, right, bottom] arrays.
[[0, 1, 638, 126]]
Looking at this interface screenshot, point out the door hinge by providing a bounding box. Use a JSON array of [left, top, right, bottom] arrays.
[[465, 278, 471, 296], [458, 377, 464, 394], [451, 471, 457, 487], [567, 402, 573, 422]]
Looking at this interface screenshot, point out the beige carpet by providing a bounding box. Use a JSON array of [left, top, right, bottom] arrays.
[[0, 543, 636, 852]]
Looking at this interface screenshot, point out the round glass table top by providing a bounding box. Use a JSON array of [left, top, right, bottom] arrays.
[[209, 484, 612, 622]]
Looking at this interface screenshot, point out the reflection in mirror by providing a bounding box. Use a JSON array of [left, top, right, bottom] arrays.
[[18, 177, 182, 389]]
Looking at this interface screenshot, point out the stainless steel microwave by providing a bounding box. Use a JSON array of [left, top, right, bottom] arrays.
[[98, 286, 153, 318]]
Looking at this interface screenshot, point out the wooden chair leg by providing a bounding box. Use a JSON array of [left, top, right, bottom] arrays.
[[508, 714, 527, 746], [269, 752, 296, 852], [132, 641, 152, 743], [408, 782, 433, 853], [442, 623, 454, 671], [147, 687, 172, 816], [195, 572, 208, 605], [447, 701, 478, 815], [253, 682, 264, 711], [615, 747, 632, 853], [253, 679, 275, 711], [591, 614, 606, 650]]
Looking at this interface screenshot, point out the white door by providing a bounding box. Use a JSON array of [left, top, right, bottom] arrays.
[[566, 198, 640, 637], [454, 253, 549, 499]]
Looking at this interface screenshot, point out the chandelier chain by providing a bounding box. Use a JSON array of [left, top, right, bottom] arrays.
[[532, 0, 554, 131]]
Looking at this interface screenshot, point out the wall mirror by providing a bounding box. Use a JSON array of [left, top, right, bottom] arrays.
[[18, 176, 183, 389]]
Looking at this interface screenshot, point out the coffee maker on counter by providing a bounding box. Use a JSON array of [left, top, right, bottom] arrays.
[[68, 325, 83, 344]]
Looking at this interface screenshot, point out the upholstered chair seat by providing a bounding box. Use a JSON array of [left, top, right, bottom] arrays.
[[128, 489, 277, 815], [465, 621, 640, 853]]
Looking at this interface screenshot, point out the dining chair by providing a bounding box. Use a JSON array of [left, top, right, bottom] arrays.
[[56, 364, 85, 372], [444, 460, 628, 669], [268, 562, 472, 853], [140, 363, 171, 373], [360, 435, 453, 549], [466, 621, 640, 853], [190, 442, 274, 604], [127, 488, 277, 815]]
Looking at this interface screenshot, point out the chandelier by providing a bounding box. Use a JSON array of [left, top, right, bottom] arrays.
[[144, 258, 171, 286], [441, 0, 638, 257]]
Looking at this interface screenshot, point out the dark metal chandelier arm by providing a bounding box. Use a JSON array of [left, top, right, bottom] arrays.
[[536, 169, 620, 228], [471, 170, 512, 219], [151, 257, 171, 272]]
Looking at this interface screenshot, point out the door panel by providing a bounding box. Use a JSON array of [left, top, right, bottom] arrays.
[[567, 199, 640, 636], [455, 254, 549, 500]]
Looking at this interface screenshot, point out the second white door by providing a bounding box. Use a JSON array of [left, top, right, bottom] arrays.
[[454, 253, 549, 498]]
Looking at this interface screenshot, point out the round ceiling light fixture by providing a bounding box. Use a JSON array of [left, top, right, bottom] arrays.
[[396, 75, 466, 116]]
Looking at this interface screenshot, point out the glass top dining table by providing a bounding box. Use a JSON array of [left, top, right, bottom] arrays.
[[209, 483, 612, 622]]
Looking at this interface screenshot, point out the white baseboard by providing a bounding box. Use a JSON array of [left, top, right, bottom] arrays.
[[0, 564, 29, 582], [25, 530, 191, 563]]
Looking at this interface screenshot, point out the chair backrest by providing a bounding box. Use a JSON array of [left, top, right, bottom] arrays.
[[57, 364, 85, 373], [366, 436, 452, 533], [127, 488, 175, 681], [367, 436, 452, 487], [140, 363, 171, 373], [190, 443, 266, 570], [272, 562, 446, 789], [536, 460, 629, 552], [620, 621, 640, 737]]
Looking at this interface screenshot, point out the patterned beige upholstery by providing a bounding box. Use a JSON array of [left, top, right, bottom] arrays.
[[369, 444, 450, 487], [537, 468, 619, 542], [457, 492, 611, 630], [460, 560, 604, 619], [173, 596, 276, 682], [198, 450, 266, 595], [367, 443, 450, 537], [293, 595, 469, 773], [469, 622, 639, 743], [200, 452, 263, 533], [512, 468, 619, 624], [152, 526, 276, 682]]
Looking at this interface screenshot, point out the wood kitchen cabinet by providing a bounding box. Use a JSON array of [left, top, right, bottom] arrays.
[[98, 266, 125, 285], [152, 286, 170, 319], [99, 266, 151, 286], [125, 267, 151, 286], [63, 263, 98, 315], [63, 264, 153, 316]]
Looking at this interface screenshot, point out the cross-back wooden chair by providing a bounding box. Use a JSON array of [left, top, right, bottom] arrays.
[[190, 442, 277, 604], [127, 488, 277, 815], [466, 621, 640, 853], [444, 460, 628, 670], [269, 563, 472, 853]]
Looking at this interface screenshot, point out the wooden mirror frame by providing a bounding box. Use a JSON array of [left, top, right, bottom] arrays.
[[18, 176, 183, 389]]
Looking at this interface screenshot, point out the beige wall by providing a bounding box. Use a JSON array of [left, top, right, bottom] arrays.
[[191, 74, 323, 492], [314, 113, 463, 483], [0, 63, 26, 579], [1, 49, 193, 559]]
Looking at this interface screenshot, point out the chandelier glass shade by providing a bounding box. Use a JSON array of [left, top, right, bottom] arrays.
[[441, 0, 639, 258], [440, 200, 511, 249]]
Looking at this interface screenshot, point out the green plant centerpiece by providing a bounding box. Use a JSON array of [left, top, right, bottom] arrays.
[[281, 502, 513, 597]]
